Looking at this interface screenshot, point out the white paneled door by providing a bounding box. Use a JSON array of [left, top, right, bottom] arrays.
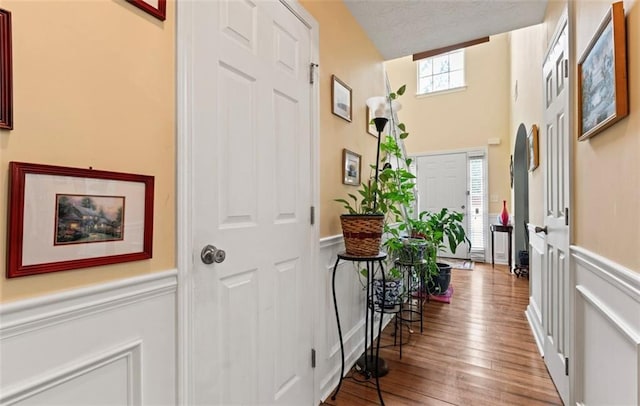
[[542, 14, 570, 404], [416, 153, 470, 258], [187, 1, 315, 404]]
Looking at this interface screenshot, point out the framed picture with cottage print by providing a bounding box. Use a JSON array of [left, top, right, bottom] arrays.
[[6, 162, 154, 278], [577, 1, 628, 141]]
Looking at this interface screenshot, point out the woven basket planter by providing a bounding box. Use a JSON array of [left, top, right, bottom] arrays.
[[340, 214, 384, 257]]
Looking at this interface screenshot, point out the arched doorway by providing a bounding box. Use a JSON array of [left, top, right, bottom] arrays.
[[513, 123, 529, 260]]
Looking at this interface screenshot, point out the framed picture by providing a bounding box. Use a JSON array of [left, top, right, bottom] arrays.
[[332, 75, 352, 122], [528, 124, 539, 172], [342, 149, 361, 186], [0, 8, 12, 130], [366, 106, 377, 136], [6, 162, 155, 278], [127, 0, 166, 21], [577, 1, 628, 141]]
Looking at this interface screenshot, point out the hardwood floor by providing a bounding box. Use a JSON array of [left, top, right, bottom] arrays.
[[323, 262, 562, 406]]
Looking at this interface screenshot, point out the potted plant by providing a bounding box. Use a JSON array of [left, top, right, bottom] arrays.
[[421, 208, 471, 294], [334, 84, 409, 258]]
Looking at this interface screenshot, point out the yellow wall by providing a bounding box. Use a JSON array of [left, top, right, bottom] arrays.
[[384, 35, 512, 214], [573, 0, 639, 270], [509, 0, 639, 271], [299, 0, 386, 237], [509, 24, 546, 225], [0, 0, 176, 302]]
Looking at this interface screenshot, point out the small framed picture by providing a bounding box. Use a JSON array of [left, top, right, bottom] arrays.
[[527, 124, 539, 172], [6, 162, 155, 278], [342, 149, 361, 186], [332, 75, 352, 122], [127, 0, 167, 21], [366, 106, 377, 137], [577, 1, 627, 141]]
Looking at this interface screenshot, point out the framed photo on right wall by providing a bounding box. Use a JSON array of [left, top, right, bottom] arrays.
[[528, 124, 539, 172], [577, 1, 628, 141]]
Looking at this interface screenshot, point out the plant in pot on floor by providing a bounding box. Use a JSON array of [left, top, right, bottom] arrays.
[[421, 208, 471, 295]]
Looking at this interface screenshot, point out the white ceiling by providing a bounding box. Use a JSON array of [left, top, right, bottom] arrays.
[[343, 0, 549, 60]]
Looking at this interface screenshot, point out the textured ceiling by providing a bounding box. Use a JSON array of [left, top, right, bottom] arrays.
[[343, 0, 548, 60]]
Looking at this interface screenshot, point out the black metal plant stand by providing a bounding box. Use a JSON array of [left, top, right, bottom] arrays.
[[330, 251, 387, 405]]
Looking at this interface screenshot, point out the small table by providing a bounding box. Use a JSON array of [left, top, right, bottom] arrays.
[[490, 224, 513, 271], [330, 252, 387, 405]]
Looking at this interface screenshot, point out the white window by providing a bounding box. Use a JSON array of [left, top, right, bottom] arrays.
[[417, 50, 465, 94], [468, 155, 485, 260]]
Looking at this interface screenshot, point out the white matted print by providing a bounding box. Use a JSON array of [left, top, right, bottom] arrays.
[[332, 75, 352, 122], [342, 149, 361, 186]]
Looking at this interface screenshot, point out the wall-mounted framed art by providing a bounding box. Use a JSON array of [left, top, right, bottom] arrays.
[[6, 162, 155, 278], [577, 1, 628, 141], [528, 124, 539, 172], [127, 0, 167, 21], [0, 8, 12, 130], [342, 149, 361, 186], [332, 75, 352, 122]]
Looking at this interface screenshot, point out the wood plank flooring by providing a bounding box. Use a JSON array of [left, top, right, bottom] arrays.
[[323, 262, 562, 406]]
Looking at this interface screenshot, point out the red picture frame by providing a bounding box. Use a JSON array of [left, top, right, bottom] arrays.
[[7, 162, 155, 278], [0, 8, 12, 130], [127, 0, 167, 21]]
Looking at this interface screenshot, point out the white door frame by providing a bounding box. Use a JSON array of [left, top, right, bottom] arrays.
[[411, 146, 489, 261], [175, 1, 320, 403]]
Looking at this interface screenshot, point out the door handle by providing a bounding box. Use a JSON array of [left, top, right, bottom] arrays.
[[201, 245, 226, 264], [461, 205, 465, 210], [534, 226, 548, 234]]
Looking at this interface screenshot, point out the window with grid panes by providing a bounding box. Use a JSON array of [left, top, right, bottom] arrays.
[[417, 50, 465, 95]]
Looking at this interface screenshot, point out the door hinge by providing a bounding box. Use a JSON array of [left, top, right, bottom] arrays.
[[309, 63, 319, 85], [311, 348, 316, 368], [564, 59, 569, 78], [565, 357, 569, 375], [310, 206, 315, 225], [565, 207, 569, 226]]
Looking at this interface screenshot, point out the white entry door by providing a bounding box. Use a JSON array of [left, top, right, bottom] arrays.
[[541, 14, 570, 404], [182, 1, 316, 404], [415, 153, 469, 258]]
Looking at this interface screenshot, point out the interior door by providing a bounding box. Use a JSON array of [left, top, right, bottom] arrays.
[[541, 14, 570, 404], [415, 153, 469, 258], [189, 1, 314, 404]]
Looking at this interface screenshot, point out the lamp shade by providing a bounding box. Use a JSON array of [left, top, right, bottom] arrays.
[[366, 96, 401, 119]]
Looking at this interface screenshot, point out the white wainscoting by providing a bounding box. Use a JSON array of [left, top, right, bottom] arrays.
[[0, 269, 178, 406], [571, 246, 640, 406], [525, 224, 545, 355], [316, 236, 394, 402]]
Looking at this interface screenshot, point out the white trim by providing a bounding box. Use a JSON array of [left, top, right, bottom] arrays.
[[0, 269, 177, 339], [571, 245, 640, 298], [575, 285, 640, 344], [1, 340, 143, 405], [410, 146, 486, 159], [175, 0, 194, 403], [571, 245, 640, 406], [526, 300, 545, 355], [319, 234, 343, 250]]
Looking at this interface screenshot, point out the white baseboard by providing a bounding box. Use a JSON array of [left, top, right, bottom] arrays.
[[571, 246, 640, 406], [0, 269, 178, 406]]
